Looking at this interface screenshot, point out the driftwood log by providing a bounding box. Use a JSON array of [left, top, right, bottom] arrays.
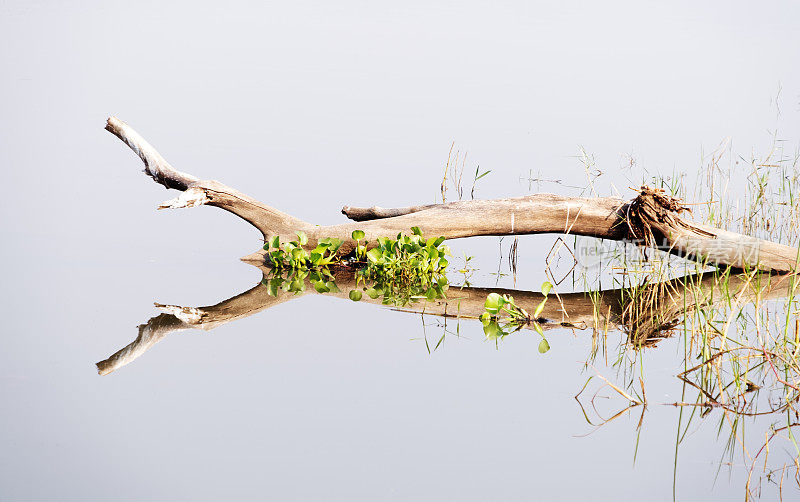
[[96, 268, 796, 375], [105, 116, 800, 272]]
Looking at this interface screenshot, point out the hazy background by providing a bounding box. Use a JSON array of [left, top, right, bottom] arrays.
[[1, 1, 799, 500]]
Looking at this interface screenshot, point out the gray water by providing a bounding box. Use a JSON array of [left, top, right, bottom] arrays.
[[2, 1, 800, 500]]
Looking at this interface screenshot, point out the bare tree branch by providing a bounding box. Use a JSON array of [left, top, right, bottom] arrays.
[[106, 116, 800, 272], [106, 116, 311, 239]]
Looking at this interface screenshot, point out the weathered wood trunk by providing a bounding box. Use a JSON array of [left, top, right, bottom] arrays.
[[105, 116, 800, 273]]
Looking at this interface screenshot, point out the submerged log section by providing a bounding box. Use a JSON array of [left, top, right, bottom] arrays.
[[105, 117, 800, 273]]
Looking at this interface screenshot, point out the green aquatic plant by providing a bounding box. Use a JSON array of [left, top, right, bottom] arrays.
[[353, 226, 450, 305], [263, 232, 343, 272], [263, 228, 451, 306], [480, 282, 553, 353], [262, 268, 340, 296], [262, 231, 344, 295], [351, 229, 367, 261]]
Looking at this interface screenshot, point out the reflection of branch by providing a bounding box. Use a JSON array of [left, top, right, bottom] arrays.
[[746, 422, 800, 495], [96, 282, 296, 375], [97, 314, 190, 375], [97, 268, 797, 375], [620, 271, 794, 346], [573, 374, 644, 433]]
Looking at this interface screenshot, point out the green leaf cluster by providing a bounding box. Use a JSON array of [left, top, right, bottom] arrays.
[[479, 282, 553, 353], [262, 228, 451, 306], [262, 232, 343, 294], [263, 232, 343, 270], [348, 227, 451, 306], [263, 268, 340, 296]]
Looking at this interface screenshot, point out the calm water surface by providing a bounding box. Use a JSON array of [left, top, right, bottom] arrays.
[[2, 1, 800, 500]]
